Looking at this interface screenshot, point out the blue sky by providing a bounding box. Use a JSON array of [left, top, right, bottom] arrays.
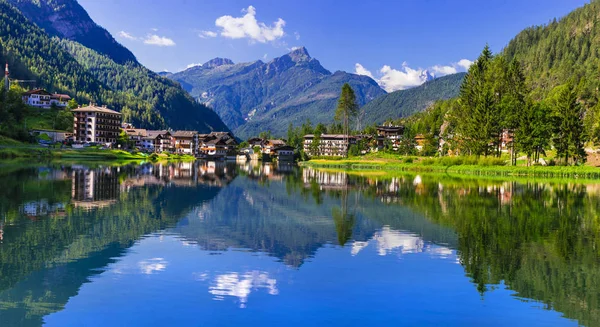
[[79, 0, 588, 91]]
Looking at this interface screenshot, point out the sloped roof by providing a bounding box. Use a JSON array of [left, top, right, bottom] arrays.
[[125, 128, 147, 136], [172, 130, 198, 138], [51, 93, 71, 100], [72, 105, 121, 115], [146, 130, 170, 138], [23, 89, 51, 96]]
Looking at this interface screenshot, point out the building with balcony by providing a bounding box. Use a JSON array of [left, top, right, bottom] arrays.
[[22, 89, 71, 108], [124, 128, 148, 148], [303, 134, 356, 157], [377, 125, 404, 150], [22, 89, 52, 108], [198, 132, 238, 158], [172, 130, 198, 155], [146, 130, 173, 153], [72, 104, 122, 144]]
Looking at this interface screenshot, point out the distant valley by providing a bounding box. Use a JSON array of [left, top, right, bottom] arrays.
[[167, 47, 465, 138]]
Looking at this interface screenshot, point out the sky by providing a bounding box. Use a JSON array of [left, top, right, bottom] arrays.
[[78, 0, 589, 92]]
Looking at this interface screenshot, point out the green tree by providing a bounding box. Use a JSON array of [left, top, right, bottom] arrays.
[[515, 100, 552, 165], [456, 45, 500, 157], [550, 84, 586, 165], [502, 59, 528, 164], [334, 83, 359, 157], [67, 98, 79, 110]]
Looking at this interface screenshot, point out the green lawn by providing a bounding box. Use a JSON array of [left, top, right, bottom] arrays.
[[303, 155, 600, 179]]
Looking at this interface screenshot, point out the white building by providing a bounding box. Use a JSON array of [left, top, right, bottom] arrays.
[[22, 89, 71, 108]]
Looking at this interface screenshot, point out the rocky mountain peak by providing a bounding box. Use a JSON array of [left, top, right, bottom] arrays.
[[287, 46, 311, 62], [202, 58, 234, 68]]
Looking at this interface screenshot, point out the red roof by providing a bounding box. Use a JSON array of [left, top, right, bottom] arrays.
[[23, 89, 51, 96], [51, 93, 71, 100]]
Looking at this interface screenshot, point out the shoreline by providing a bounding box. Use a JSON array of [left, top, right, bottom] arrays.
[[0, 146, 197, 162], [301, 158, 600, 179]]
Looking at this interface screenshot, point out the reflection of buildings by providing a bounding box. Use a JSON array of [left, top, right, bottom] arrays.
[[238, 161, 293, 181], [302, 168, 348, 190], [71, 168, 119, 209], [21, 200, 66, 218]]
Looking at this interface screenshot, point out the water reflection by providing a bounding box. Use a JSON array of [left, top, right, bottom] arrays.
[[0, 162, 597, 326]]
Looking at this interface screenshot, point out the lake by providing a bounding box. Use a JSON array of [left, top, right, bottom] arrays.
[[0, 161, 598, 326]]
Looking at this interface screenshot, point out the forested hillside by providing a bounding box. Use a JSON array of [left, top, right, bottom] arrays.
[[504, 0, 600, 105], [360, 73, 465, 124], [7, 0, 136, 64], [0, 0, 229, 133]]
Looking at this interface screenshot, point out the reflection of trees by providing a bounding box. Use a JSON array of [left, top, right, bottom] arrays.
[[385, 176, 600, 327], [0, 165, 223, 325], [332, 188, 356, 246], [296, 167, 600, 326]]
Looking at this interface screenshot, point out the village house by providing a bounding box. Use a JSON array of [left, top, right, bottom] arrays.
[[247, 137, 265, 147], [50, 93, 71, 107], [22, 89, 51, 108], [274, 145, 295, 161], [124, 128, 148, 148], [145, 130, 172, 153], [172, 131, 198, 155], [22, 89, 71, 108], [303, 134, 357, 157], [198, 132, 238, 158], [72, 104, 122, 144], [376, 125, 404, 150], [262, 139, 286, 155]]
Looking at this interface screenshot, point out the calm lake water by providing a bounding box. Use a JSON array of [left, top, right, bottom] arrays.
[[0, 161, 598, 326]]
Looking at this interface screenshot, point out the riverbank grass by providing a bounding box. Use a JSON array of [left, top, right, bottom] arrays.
[[304, 154, 600, 179]]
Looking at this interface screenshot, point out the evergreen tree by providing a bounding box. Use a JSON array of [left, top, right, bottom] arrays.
[[551, 84, 586, 165], [334, 83, 358, 157], [456, 45, 500, 157], [515, 100, 551, 165], [502, 59, 528, 164]]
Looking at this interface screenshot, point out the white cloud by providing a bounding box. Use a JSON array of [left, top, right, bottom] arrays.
[[378, 63, 426, 92], [118, 31, 137, 40], [294, 31, 300, 40], [138, 258, 168, 274], [144, 34, 176, 47], [199, 30, 217, 38], [151, 27, 159, 32], [431, 64, 457, 75], [214, 5, 285, 43], [209, 271, 278, 308], [186, 63, 202, 69], [457, 59, 474, 70], [263, 53, 268, 60], [354, 63, 374, 79], [355, 58, 473, 92]]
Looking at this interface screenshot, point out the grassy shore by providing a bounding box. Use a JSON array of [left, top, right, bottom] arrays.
[[0, 145, 196, 162], [302, 154, 600, 179]]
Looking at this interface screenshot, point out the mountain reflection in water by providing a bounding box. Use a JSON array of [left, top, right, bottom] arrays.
[[0, 161, 597, 326]]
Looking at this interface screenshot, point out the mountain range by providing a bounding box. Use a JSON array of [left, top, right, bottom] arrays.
[[168, 47, 384, 138], [168, 48, 466, 138], [1, 0, 229, 133]]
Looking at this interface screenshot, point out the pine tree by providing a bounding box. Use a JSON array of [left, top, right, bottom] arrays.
[[334, 83, 359, 157], [456, 45, 500, 157], [551, 84, 586, 165]]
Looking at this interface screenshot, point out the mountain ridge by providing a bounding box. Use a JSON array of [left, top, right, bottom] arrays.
[[1, 0, 230, 133], [169, 46, 385, 138]]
